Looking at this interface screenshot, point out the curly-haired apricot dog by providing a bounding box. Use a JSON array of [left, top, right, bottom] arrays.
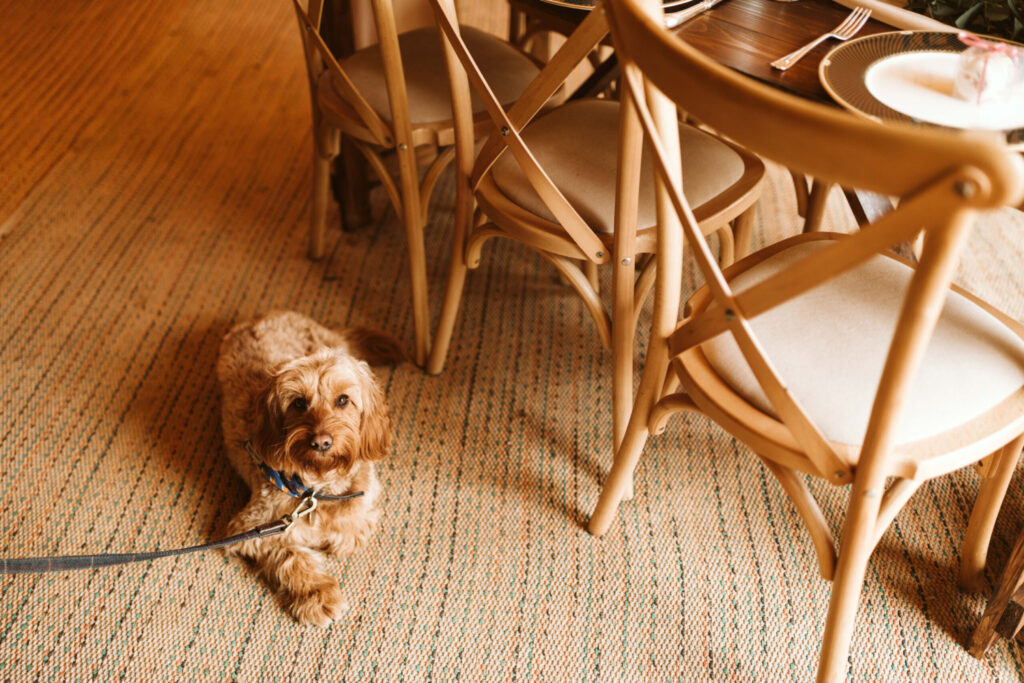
[[217, 311, 404, 626]]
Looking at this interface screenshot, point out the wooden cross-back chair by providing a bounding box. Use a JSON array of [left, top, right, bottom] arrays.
[[970, 521, 1024, 657], [292, 0, 542, 365], [425, 0, 764, 473], [592, 0, 1024, 680], [348, 0, 434, 50]]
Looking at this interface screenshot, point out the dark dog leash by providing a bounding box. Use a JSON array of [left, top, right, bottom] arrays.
[[0, 489, 364, 575]]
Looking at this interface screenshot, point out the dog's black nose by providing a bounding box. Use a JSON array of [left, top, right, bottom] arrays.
[[310, 434, 333, 452]]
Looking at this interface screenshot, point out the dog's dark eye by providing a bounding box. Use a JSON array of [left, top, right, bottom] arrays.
[[336, 394, 349, 408], [290, 397, 308, 412]]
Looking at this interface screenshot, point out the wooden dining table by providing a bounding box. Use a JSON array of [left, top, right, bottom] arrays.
[[509, 0, 893, 104]]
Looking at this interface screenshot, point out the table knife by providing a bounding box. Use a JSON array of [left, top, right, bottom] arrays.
[[664, 0, 727, 28]]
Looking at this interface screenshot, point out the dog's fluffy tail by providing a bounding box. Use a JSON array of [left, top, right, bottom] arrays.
[[343, 327, 407, 366]]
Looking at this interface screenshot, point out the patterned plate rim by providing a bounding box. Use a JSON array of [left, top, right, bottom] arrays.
[[819, 30, 1024, 139]]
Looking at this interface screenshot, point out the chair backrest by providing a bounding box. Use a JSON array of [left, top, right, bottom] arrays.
[[428, 0, 617, 264], [604, 0, 1024, 481], [351, 0, 435, 49], [292, 0, 414, 148]]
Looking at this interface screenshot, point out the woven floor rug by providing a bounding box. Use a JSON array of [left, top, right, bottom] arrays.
[[3, 0, 1024, 679]]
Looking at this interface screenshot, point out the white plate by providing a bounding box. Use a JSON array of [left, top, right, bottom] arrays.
[[864, 51, 1024, 131], [820, 31, 1024, 142]]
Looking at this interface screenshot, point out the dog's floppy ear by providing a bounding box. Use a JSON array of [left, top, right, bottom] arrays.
[[357, 364, 391, 462], [252, 372, 286, 467], [343, 327, 407, 366]]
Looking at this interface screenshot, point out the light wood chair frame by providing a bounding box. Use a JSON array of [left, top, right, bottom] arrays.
[[425, 0, 763, 473], [293, 0, 537, 366], [590, 0, 1024, 680], [970, 520, 1024, 657]]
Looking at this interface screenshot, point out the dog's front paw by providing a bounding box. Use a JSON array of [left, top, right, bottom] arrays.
[[286, 580, 349, 627], [223, 516, 260, 559]]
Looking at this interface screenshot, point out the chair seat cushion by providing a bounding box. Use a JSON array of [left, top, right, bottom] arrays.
[[489, 99, 747, 233], [700, 239, 1024, 446], [338, 26, 539, 126]]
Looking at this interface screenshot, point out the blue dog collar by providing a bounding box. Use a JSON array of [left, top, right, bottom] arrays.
[[242, 440, 365, 503], [260, 463, 311, 498]]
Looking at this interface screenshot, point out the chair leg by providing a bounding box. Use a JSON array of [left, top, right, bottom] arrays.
[[802, 179, 832, 234], [310, 147, 333, 261], [395, 147, 431, 368], [588, 327, 671, 536], [508, 5, 525, 44], [426, 258, 468, 375], [960, 433, 1024, 592], [608, 81, 642, 501], [584, 260, 599, 293], [817, 478, 884, 683], [732, 206, 756, 261], [426, 172, 475, 375], [717, 225, 735, 266], [338, 137, 372, 231], [970, 526, 1024, 658], [790, 170, 809, 218], [557, 260, 597, 290], [611, 253, 636, 450], [545, 256, 613, 348], [759, 457, 836, 580], [611, 250, 636, 500], [588, 402, 650, 535]]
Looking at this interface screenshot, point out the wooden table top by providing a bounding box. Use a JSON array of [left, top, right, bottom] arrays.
[[511, 0, 894, 104], [671, 0, 890, 103]]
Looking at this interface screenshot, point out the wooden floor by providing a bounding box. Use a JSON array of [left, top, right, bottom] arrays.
[[0, 0, 503, 238], [3, 0, 1024, 679]]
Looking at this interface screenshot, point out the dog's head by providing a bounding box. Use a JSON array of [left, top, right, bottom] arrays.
[[253, 349, 390, 477]]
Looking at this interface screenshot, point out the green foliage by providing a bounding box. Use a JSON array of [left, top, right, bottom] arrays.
[[905, 0, 1024, 40]]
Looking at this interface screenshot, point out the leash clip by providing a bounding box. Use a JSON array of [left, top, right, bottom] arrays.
[[281, 494, 319, 531]]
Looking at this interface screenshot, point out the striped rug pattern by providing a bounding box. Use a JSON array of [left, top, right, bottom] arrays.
[[2, 0, 1024, 679]]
